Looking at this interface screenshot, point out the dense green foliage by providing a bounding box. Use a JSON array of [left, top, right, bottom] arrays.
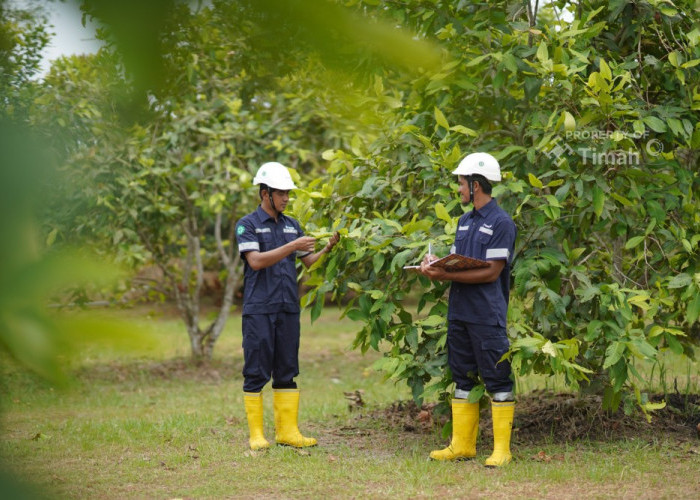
[[7, 0, 699, 415], [296, 0, 700, 415]]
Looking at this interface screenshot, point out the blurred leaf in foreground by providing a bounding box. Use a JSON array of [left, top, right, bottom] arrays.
[[0, 119, 157, 386]]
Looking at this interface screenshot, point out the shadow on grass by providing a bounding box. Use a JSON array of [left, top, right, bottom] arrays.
[[74, 357, 244, 385]]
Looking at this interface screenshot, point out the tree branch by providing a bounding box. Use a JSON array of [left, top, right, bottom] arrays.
[[215, 210, 230, 267]]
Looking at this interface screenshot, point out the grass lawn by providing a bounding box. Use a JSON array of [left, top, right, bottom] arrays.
[[1, 306, 698, 499]]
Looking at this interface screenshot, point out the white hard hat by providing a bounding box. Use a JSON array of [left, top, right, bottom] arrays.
[[452, 152, 501, 182], [253, 162, 298, 190]]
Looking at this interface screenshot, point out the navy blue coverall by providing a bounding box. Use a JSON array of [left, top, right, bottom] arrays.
[[447, 198, 517, 398], [235, 206, 311, 393]]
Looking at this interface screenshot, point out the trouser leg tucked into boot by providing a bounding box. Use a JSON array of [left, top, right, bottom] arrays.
[[429, 399, 479, 461], [273, 389, 317, 448], [485, 400, 514, 467], [243, 392, 270, 450]]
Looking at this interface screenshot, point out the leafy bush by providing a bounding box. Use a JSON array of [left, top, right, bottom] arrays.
[[297, 0, 700, 416]]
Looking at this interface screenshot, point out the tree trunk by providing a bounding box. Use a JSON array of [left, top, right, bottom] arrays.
[[188, 325, 206, 361], [203, 252, 242, 357]]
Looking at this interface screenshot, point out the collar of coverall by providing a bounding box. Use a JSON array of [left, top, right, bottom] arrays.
[[472, 197, 498, 217], [256, 204, 287, 223]]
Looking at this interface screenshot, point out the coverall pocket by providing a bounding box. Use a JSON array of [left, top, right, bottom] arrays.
[[479, 335, 512, 392], [477, 232, 492, 245], [259, 233, 274, 251], [481, 337, 510, 359], [481, 337, 510, 368]]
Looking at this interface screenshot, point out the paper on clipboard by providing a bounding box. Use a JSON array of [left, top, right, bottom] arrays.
[[403, 253, 490, 272]]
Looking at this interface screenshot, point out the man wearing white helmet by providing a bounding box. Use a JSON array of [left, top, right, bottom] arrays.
[[420, 152, 517, 467], [235, 161, 340, 451]]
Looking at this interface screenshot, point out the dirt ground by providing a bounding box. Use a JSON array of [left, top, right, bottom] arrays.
[[363, 389, 700, 445]]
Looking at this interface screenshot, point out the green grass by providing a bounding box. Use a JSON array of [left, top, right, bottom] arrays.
[[1, 306, 698, 499]]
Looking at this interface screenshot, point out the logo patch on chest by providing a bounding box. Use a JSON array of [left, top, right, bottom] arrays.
[[283, 226, 298, 234]]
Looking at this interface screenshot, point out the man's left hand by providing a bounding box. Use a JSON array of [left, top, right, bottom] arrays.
[[325, 232, 340, 252], [420, 260, 448, 281]]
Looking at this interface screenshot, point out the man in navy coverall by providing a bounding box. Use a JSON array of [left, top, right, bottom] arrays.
[[235, 161, 339, 450], [420, 152, 517, 466]]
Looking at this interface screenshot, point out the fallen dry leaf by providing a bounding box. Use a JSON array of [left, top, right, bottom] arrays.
[[417, 410, 432, 423], [531, 450, 552, 462]]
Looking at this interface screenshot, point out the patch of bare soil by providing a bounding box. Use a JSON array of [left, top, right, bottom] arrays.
[[363, 390, 700, 444], [75, 358, 243, 384]]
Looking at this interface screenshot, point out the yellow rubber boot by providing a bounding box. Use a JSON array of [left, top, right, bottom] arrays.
[[485, 401, 515, 467], [243, 392, 270, 450], [429, 399, 479, 461], [273, 389, 317, 448]]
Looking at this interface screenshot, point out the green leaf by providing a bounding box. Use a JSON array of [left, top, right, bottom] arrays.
[[664, 332, 683, 355], [642, 400, 666, 413], [541, 340, 557, 357], [563, 111, 576, 132], [465, 54, 490, 67], [625, 236, 645, 250], [592, 186, 605, 217], [434, 107, 450, 129], [435, 202, 452, 223], [346, 308, 367, 321], [668, 51, 681, 68], [643, 116, 667, 133], [536, 41, 549, 62], [524, 77, 542, 99], [467, 384, 485, 403], [419, 315, 444, 327], [449, 125, 478, 137], [599, 58, 612, 81], [611, 192, 634, 206], [648, 325, 664, 338], [681, 59, 700, 69], [310, 294, 324, 322], [687, 293, 700, 324], [46, 228, 58, 247], [667, 273, 692, 289], [603, 341, 625, 369], [546, 179, 564, 188], [528, 173, 543, 189], [603, 386, 622, 412], [632, 120, 645, 137]]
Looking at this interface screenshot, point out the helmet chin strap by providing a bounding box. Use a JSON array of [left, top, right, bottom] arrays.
[[268, 189, 279, 215], [468, 178, 475, 206]]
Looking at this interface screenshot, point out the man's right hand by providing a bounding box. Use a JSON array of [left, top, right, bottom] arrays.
[[294, 236, 316, 253]]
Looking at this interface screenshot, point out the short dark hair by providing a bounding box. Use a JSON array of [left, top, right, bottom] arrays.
[[466, 174, 492, 195]]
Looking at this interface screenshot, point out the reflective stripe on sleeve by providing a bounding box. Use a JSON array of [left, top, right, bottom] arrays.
[[239, 242, 260, 252], [485, 248, 509, 259]]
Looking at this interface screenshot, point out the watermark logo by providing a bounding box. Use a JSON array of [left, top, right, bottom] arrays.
[[542, 129, 664, 166]]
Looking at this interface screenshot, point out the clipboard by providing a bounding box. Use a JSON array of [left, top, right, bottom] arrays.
[[403, 253, 490, 272]]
